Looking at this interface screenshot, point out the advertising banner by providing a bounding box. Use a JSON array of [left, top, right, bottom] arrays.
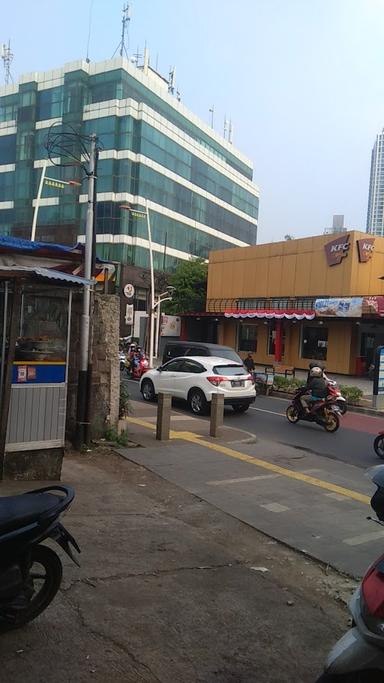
[[314, 297, 363, 318]]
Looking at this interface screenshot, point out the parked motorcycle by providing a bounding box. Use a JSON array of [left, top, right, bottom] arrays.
[[315, 465, 384, 682], [327, 380, 347, 416], [374, 432, 384, 459], [286, 387, 341, 433], [0, 485, 79, 631]]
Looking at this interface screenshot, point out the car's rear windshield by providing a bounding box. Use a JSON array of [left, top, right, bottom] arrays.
[[213, 364, 247, 376]]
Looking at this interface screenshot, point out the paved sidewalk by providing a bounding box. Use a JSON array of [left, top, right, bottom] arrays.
[[123, 401, 381, 578], [0, 450, 349, 683]]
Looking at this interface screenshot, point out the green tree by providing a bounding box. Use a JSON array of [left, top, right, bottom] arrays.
[[166, 258, 208, 314]]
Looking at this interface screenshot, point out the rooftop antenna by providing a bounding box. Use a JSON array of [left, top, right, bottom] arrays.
[[112, 3, 131, 59], [85, 0, 94, 63], [223, 115, 228, 139], [209, 105, 215, 129], [168, 66, 176, 95], [1, 40, 13, 85], [228, 118, 233, 144]]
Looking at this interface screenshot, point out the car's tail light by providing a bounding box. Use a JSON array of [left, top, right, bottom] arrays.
[[207, 376, 227, 386], [361, 559, 384, 634], [362, 562, 384, 617]]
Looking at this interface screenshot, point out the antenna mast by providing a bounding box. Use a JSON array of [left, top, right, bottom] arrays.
[[1, 40, 13, 85], [112, 3, 131, 59]]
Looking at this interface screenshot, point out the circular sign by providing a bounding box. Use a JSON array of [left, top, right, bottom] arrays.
[[123, 283, 135, 299]]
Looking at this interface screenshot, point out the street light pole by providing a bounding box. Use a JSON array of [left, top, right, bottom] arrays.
[[146, 200, 156, 369], [31, 160, 47, 241], [153, 292, 173, 359], [76, 134, 97, 446]]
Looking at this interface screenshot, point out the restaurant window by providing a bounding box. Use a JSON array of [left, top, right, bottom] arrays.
[[238, 323, 257, 352], [301, 325, 328, 361], [267, 322, 286, 356]]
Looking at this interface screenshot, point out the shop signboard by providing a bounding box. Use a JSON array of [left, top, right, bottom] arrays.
[[357, 238, 375, 263], [362, 296, 384, 317], [315, 297, 363, 318], [324, 234, 350, 266]]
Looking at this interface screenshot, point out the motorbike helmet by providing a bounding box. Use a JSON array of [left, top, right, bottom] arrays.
[[309, 366, 323, 377]]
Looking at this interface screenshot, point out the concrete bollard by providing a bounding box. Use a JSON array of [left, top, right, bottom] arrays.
[[210, 393, 224, 437], [156, 392, 171, 441]]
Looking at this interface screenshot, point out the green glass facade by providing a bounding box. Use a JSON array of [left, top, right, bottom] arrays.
[[0, 58, 259, 269]]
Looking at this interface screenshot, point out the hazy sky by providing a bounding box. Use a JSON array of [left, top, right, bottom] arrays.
[[3, 0, 384, 243]]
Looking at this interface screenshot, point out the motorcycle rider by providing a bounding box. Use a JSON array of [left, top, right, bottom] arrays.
[[300, 366, 328, 413]]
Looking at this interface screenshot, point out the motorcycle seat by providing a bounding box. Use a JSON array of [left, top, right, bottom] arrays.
[[0, 492, 62, 535]]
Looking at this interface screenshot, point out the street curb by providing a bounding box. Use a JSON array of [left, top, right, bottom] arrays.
[[270, 390, 383, 418]]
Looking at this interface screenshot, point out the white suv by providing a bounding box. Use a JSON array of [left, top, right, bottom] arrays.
[[140, 356, 256, 415]]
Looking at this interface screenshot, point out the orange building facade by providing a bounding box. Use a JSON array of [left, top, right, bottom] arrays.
[[206, 231, 384, 375]]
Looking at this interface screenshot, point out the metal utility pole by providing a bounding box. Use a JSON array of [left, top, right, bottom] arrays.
[[77, 134, 97, 446]]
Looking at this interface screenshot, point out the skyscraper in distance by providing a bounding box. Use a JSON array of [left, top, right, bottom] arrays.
[[367, 128, 384, 235]]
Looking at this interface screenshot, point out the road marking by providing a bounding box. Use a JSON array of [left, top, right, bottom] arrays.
[[343, 530, 384, 546], [260, 502, 290, 513], [249, 406, 285, 416], [124, 416, 371, 505], [324, 492, 349, 502], [206, 474, 280, 486]]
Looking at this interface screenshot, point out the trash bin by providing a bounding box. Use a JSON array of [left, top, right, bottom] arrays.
[[355, 356, 366, 376]]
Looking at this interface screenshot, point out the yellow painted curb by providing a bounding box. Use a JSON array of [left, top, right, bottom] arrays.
[[125, 416, 370, 505]]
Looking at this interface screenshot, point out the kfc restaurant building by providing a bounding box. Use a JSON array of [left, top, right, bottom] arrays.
[[206, 231, 384, 375]]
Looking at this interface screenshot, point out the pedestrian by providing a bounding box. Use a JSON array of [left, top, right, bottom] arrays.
[[244, 352, 255, 373]]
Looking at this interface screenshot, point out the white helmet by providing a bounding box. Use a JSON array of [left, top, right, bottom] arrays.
[[310, 366, 323, 377]]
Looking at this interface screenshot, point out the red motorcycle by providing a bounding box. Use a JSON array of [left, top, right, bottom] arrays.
[[286, 387, 341, 433], [131, 355, 149, 380], [326, 380, 347, 415]]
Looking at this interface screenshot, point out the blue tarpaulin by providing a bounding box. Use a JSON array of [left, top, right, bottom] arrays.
[[0, 236, 84, 255]]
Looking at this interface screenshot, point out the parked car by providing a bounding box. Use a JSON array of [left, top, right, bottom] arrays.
[[162, 341, 243, 365], [140, 356, 256, 415]]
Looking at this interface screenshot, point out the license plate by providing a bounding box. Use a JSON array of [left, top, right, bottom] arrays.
[[231, 380, 244, 387]]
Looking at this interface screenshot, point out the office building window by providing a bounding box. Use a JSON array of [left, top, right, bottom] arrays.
[[301, 326, 328, 361]]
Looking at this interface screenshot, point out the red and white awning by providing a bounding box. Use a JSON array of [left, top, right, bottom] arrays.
[[224, 309, 315, 320]]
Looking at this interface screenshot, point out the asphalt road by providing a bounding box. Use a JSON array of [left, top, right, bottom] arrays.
[[123, 376, 383, 470]]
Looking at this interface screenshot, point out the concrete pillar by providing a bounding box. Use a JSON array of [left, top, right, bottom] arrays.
[[210, 393, 224, 437], [275, 319, 283, 362], [156, 392, 171, 440]]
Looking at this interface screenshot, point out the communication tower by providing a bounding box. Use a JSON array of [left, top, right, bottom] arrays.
[[1, 40, 13, 85]]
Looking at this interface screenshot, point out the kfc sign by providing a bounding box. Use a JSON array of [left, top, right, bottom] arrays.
[[357, 238, 375, 263], [324, 234, 350, 266]]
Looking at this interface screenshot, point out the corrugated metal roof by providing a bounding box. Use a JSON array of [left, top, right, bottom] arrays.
[[0, 265, 93, 286]]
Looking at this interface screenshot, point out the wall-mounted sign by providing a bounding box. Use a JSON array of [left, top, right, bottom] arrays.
[[160, 315, 181, 337], [315, 297, 363, 317], [362, 296, 384, 316], [123, 283, 135, 299], [324, 234, 351, 266], [357, 238, 375, 263], [125, 304, 134, 325]]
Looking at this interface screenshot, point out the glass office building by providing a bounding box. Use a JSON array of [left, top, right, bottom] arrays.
[[367, 128, 384, 236], [0, 57, 259, 270]]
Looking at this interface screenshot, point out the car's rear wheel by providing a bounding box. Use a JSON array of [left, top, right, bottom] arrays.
[[141, 379, 156, 402], [232, 403, 250, 413], [188, 388, 208, 415], [374, 435, 384, 459]]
